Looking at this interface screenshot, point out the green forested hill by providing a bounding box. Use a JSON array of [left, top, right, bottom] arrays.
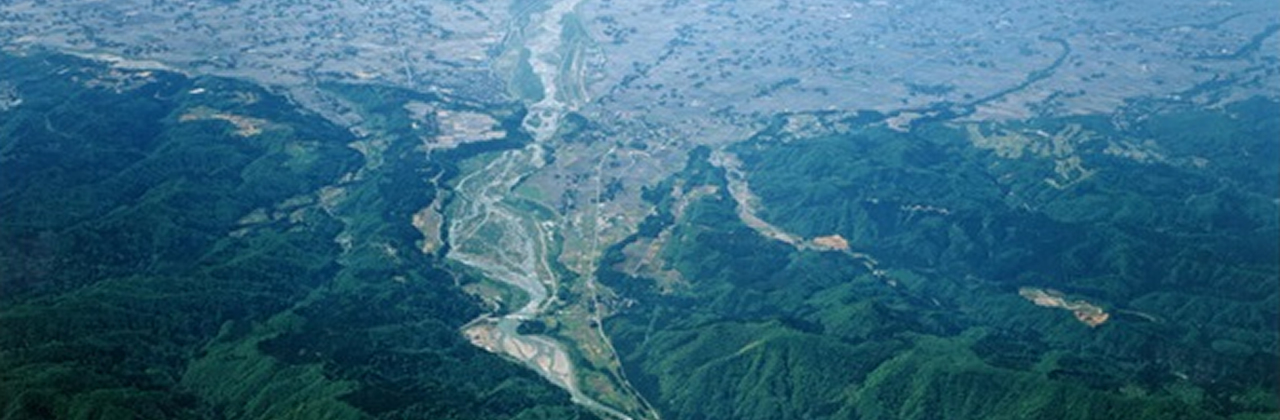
[[0, 52, 593, 419], [600, 100, 1280, 419], [2, 49, 1274, 420]]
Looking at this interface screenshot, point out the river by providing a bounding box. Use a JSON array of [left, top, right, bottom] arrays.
[[445, 0, 634, 418]]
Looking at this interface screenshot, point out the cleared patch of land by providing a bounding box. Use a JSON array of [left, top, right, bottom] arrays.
[[180, 106, 270, 137], [1019, 287, 1110, 327]]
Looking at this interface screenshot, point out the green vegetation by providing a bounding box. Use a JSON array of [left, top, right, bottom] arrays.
[[599, 99, 1279, 419], [0, 52, 592, 419], [511, 48, 547, 103], [2, 47, 1274, 420]]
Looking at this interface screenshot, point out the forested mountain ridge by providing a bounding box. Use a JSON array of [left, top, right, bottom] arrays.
[[599, 98, 1280, 420], [0, 52, 595, 420]]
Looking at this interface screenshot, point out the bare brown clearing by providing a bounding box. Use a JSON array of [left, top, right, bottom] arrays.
[[1019, 287, 1110, 327]]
